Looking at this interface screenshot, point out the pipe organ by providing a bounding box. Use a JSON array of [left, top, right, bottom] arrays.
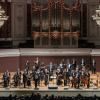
[[32, 0, 80, 48]]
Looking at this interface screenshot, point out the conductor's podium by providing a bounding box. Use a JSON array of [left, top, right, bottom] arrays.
[[48, 75, 58, 89]]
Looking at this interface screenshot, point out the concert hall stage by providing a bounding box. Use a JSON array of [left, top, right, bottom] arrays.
[[0, 87, 100, 97], [0, 48, 100, 97]]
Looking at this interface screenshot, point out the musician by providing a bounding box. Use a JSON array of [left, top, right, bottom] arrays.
[[23, 69, 28, 88], [25, 60, 30, 73], [36, 57, 39, 65], [62, 59, 65, 66], [37, 69, 41, 85], [86, 71, 90, 88], [34, 71, 39, 89], [66, 68, 70, 86], [59, 62, 63, 69], [47, 63, 52, 81], [35, 57, 40, 69], [49, 62, 53, 72], [56, 69, 61, 85], [70, 70, 76, 88], [3, 72, 7, 87], [57, 72, 62, 85], [32, 65, 35, 71], [56, 68, 59, 76], [80, 70, 86, 87], [71, 59, 76, 70], [45, 73, 49, 86], [40, 70, 45, 82], [6, 70, 10, 86], [76, 70, 81, 88], [91, 59, 96, 74], [32, 66, 36, 80], [63, 68, 67, 86], [17, 68, 21, 86], [3, 71, 10, 87], [13, 72, 20, 87], [27, 71, 31, 87], [66, 59, 71, 71]]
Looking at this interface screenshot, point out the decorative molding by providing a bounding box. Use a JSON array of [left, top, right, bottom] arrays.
[[0, 48, 100, 57], [20, 48, 91, 56], [0, 49, 20, 57], [91, 49, 100, 56], [0, 48, 91, 57]]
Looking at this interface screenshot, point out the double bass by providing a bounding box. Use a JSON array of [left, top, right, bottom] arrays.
[[80, 71, 90, 88]]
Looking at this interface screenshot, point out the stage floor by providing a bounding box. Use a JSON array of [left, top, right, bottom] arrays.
[[0, 86, 100, 97], [0, 72, 100, 97]]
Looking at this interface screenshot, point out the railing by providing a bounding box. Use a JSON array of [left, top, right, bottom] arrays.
[[32, 32, 79, 48]]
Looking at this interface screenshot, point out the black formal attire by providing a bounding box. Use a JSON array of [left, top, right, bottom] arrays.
[[92, 62, 96, 74], [3, 74, 9, 87], [34, 72, 39, 88], [23, 72, 27, 88]]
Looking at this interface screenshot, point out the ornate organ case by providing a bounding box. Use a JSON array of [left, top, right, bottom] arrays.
[[32, 0, 80, 48]]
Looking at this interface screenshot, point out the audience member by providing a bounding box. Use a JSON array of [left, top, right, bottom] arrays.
[[0, 93, 99, 100]]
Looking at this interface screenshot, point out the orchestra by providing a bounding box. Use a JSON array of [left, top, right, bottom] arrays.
[[2, 58, 96, 89]]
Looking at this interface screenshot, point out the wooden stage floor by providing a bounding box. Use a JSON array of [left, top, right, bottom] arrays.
[[0, 86, 100, 97], [0, 72, 100, 97]]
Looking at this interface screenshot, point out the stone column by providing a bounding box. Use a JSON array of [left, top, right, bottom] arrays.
[[11, 0, 27, 47]]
